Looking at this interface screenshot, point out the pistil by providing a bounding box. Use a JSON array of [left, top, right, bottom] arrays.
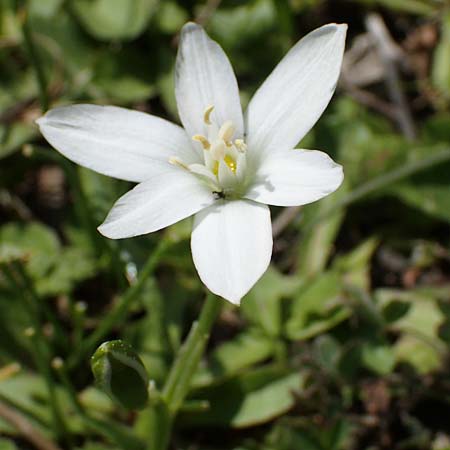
[[168, 104, 247, 197]]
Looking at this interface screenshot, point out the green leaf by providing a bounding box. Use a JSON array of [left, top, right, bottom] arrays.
[[285, 271, 350, 340], [91, 340, 150, 410], [0, 123, 38, 159], [382, 301, 411, 323], [181, 367, 304, 428], [361, 343, 396, 375], [71, 0, 158, 41], [153, 1, 188, 34], [198, 329, 275, 382], [376, 288, 447, 373], [432, 13, 450, 97], [0, 373, 76, 435], [29, 0, 63, 18], [333, 238, 379, 290], [313, 335, 342, 374], [0, 222, 60, 279], [36, 246, 98, 296], [242, 267, 300, 337], [297, 183, 348, 279], [0, 438, 18, 450], [392, 180, 450, 223]]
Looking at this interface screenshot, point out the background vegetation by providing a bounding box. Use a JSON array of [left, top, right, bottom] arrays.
[[2, 0, 450, 449]]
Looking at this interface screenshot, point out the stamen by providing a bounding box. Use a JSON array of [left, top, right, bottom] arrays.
[[234, 139, 247, 153], [211, 140, 225, 160], [203, 105, 214, 125], [224, 155, 237, 173], [169, 156, 188, 170], [192, 134, 211, 150], [212, 160, 219, 176], [218, 121, 235, 142]]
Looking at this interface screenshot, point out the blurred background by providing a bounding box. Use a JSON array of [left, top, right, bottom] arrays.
[[2, 0, 450, 449]]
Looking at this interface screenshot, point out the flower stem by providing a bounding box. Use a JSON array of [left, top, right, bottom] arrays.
[[144, 292, 221, 450], [163, 292, 221, 412]]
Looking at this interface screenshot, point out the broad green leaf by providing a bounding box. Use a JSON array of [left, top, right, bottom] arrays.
[[286, 271, 350, 340], [297, 182, 348, 279], [0, 123, 38, 160], [0, 438, 18, 450], [36, 246, 97, 296], [0, 222, 98, 296], [71, 0, 158, 41], [392, 180, 450, 223], [242, 267, 301, 337], [0, 373, 80, 435], [361, 343, 396, 375], [181, 367, 304, 428], [313, 335, 342, 374], [266, 420, 354, 450], [376, 288, 447, 373], [90, 50, 155, 103], [29, 0, 63, 18], [0, 222, 60, 279], [154, 1, 188, 34], [333, 238, 379, 290], [195, 329, 275, 384]]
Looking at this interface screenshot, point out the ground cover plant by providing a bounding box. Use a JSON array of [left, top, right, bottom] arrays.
[[1, 0, 450, 449]]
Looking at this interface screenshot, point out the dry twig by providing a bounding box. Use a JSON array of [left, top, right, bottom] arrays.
[[0, 400, 62, 450], [366, 13, 417, 140]]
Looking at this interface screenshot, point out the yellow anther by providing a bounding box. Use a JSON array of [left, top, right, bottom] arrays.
[[218, 121, 235, 142], [234, 139, 247, 153], [192, 134, 211, 150], [212, 160, 219, 176], [203, 105, 214, 125], [169, 156, 188, 170], [224, 155, 237, 174]]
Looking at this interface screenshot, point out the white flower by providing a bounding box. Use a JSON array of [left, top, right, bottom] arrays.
[[37, 22, 347, 305]]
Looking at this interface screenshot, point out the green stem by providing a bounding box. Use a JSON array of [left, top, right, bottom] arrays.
[[20, 8, 49, 112], [144, 293, 221, 450], [305, 148, 450, 232], [68, 239, 170, 369], [163, 292, 221, 413]]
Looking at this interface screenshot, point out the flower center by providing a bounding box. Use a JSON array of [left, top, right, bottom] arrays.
[[169, 105, 247, 198]]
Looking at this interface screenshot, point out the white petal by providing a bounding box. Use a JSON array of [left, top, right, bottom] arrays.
[[98, 166, 214, 239], [37, 104, 199, 183], [245, 24, 347, 158], [175, 22, 243, 139], [191, 200, 272, 305], [245, 149, 343, 207]]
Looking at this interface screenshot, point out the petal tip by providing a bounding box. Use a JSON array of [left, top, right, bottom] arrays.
[[181, 21, 202, 34], [226, 295, 242, 306], [35, 115, 46, 127], [97, 223, 111, 239], [97, 222, 123, 240]]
